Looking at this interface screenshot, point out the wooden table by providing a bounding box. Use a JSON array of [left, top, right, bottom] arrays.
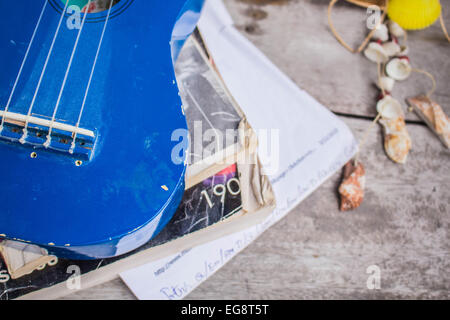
[[63, 0, 450, 299]]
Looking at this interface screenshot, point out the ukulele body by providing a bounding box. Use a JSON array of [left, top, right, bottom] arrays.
[[0, 0, 204, 259]]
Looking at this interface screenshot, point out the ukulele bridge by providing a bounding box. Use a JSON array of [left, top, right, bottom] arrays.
[[0, 111, 96, 161]]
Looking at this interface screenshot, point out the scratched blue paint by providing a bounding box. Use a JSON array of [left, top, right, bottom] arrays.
[[0, 0, 205, 259]]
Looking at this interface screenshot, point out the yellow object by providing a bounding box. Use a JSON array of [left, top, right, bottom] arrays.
[[387, 0, 442, 30]]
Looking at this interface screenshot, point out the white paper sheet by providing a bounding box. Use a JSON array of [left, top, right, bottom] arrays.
[[120, 0, 357, 300]]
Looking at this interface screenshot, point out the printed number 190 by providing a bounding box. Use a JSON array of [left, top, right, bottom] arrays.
[[201, 178, 241, 209]]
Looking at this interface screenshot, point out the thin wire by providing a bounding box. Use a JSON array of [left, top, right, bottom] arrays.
[[20, 0, 70, 144], [45, 0, 91, 148], [327, 0, 388, 53], [412, 68, 437, 98], [354, 113, 382, 165], [0, 0, 48, 132], [440, 14, 450, 42], [70, 0, 114, 153], [354, 60, 385, 164]]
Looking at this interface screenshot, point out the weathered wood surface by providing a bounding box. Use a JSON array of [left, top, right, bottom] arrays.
[[61, 278, 135, 300], [62, 0, 450, 300], [226, 0, 450, 121], [186, 117, 450, 299]]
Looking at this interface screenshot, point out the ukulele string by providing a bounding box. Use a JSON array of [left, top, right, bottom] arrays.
[[0, 0, 48, 133], [45, 0, 92, 148], [20, 0, 70, 144], [70, 0, 114, 154]]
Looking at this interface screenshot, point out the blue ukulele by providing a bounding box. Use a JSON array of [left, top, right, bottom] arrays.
[[0, 0, 205, 259]]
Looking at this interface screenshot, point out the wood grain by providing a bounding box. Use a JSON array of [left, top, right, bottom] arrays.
[[64, 116, 450, 300], [185, 117, 450, 299], [227, 0, 450, 121], [62, 0, 450, 300], [61, 278, 136, 300]]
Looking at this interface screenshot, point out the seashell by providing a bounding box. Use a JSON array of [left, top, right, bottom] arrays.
[[377, 96, 411, 164], [398, 45, 409, 56], [377, 76, 395, 92], [339, 161, 365, 212], [385, 57, 412, 81], [407, 96, 450, 148], [371, 23, 389, 42], [381, 127, 412, 164], [382, 41, 401, 57], [364, 42, 389, 63], [377, 95, 404, 119], [387, 0, 442, 30], [388, 20, 406, 37]]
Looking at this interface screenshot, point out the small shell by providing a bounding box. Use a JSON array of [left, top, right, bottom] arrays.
[[382, 41, 401, 57], [385, 57, 412, 81], [364, 42, 389, 63], [371, 23, 389, 42], [398, 45, 409, 56], [339, 161, 365, 212], [377, 76, 396, 92], [407, 96, 450, 149], [381, 128, 412, 164], [377, 96, 411, 164], [377, 95, 404, 119], [388, 20, 406, 38]]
